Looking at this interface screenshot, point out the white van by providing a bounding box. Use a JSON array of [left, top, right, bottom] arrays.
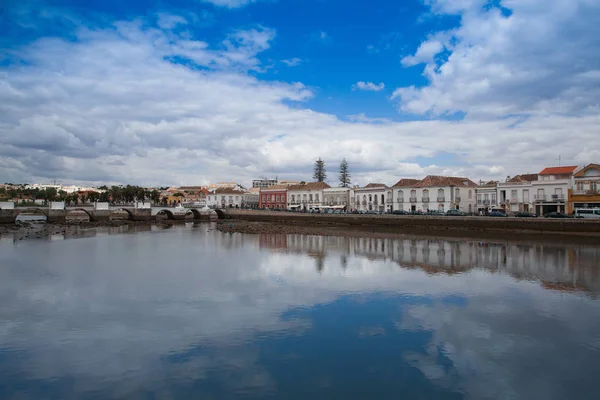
[[574, 208, 600, 219]]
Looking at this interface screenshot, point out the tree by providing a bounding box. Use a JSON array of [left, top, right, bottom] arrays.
[[339, 158, 351, 188], [313, 158, 327, 182]]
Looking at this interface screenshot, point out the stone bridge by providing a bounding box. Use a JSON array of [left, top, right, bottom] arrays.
[[0, 202, 219, 224]]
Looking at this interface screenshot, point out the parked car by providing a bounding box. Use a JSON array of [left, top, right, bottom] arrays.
[[392, 210, 410, 215], [544, 212, 573, 218], [515, 211, 536, 218], [426, 210, 444, 216], [410, 210, 424, 215], [488, 211, 508, 217], [446, 209, 467, 216]]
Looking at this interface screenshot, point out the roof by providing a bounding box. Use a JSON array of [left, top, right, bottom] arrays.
[[574, 163, 600, 178], [508, 174, 538, 183], [478, 180, 499, 187], [213, 187, 245, 195], [392, 178, 419, 188], [538, 166, 577, 175], [414, 175, 477, 188], [259, 184, 289, 191], [365, 183, 387, 188], [287, 182, 332, 191]]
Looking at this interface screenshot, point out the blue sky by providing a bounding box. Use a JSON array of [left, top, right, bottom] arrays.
[[1, 0, 599, 186]]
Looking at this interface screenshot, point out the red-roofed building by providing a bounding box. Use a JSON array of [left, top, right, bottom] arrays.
[[569, 163, 600, 213], [391, 176, 476, 213], [539, 166, 578, 177], [529, 165, 577, 215], [353, 184, 390, 212]]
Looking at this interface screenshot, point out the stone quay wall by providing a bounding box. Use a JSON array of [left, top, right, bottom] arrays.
[[223, 210, 600, 238]]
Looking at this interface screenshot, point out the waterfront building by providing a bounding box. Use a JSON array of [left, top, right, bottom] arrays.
[[569, 163, 600, 212], [525, 166, 577, 215], [475, 181, 499, 214], [354, 183, 389, 212], [259, 185, 288, 209], [495, 174, 537, 213], [396, 176, 476, 213], [391, 179, 420, 212], [206, 187, 245, 209], [287, 182, 331, 211], [243, 188, 260, 209], [322, 187, 354, 211]]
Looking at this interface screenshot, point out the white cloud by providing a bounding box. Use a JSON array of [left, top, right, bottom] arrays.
[[281, 57, 303, 67], [1, 10, 599, 187], [395, 0, 600, 117], [156, 13, 187, 30], [199, 0, 260, 8], [353, 81, 386, 92]]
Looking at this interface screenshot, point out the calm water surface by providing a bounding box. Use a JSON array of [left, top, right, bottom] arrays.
[[1, 223, 600, 399]]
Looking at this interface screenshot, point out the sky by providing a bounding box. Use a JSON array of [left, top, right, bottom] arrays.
[[1, 0, 599, 188]]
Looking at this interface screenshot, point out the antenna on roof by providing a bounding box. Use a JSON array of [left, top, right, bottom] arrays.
[[558, 155, 561, 167]]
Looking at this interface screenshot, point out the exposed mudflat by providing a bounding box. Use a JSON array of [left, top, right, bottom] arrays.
[[216, 219, 600, 245]]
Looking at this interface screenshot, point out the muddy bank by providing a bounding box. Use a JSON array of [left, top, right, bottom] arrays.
[[216, 220, 600, 245]]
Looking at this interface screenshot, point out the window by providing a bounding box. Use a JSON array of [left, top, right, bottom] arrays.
[[511, 190, 517, 201], [276, 195, 280, 202], [262, 195, 266, 202], [592, 182, 598, 191], [271, 195, 275, 201], [423, 189, 429, 199], [309, 194, 313, 202], [315, 194, 319, 202], [381, 194, 384, 203], [523, 190, 529, 202], [398, 190, 404, 202], [468, 190, 472, 199], [577, 182, 584, 190]]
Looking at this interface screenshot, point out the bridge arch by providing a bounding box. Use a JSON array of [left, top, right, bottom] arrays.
[[15, 208, 48, 223], [187, 209, 201, 219], [214, 209, 226, 219], [112, 208, 134, 220], [66, 208, 94, 221], [155, 209, 175, 220]]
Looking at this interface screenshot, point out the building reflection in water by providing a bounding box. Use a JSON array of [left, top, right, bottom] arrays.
[[257, 233, 600, 295]]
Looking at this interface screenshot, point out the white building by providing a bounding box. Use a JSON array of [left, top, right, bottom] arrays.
[[353, 184, 389, 212], [391, 179, 420, 212], [475, 181, 500, 213], [322, 187, 354, 210], [243, 188, 260, 209], [393, 176, 476, 213], [206, 188, 245, 209], [495, 174, 537, 213], [287, 182, 331, 211], [530, 166, 577, 215]]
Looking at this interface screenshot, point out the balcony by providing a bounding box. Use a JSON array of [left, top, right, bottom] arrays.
[[409, 197, 417, 203], [534, 194, 565, 202], [386, 199, 393, 204], [455, 197, 461, 202], [437, 197, 445, 202], [422, 197, 430, 203], [397, 198, 404, 203], [483, 199, 491, 205]]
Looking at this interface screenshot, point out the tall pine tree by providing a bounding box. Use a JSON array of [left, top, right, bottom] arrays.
[[339, 158, 351, 187], [313, 158, 327, 182]]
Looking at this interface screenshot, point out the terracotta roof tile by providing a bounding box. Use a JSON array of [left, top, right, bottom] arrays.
[[508, 174, 538, 183], [392, 179, 419, 188], [364, 183, 388, 188], [287, 182, 332, 191], [539, 166, 577, 175], [414, 175, 477, 188]]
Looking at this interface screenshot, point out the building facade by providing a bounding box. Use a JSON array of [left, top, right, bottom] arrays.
[[206, 188, 245, 209], [242, 188, 260, 209], [252, 179, 278, 189], [287, 182, 331, 211], [475, 181, 499, 214], [495, 174, 537, 213], [529, 166, 577, 215], [393, 176, 476, 213], [322, 187, 354, 210], [259, 185, 288, 209], [569, 163, 600, 213], [354, 184, 389, 212]]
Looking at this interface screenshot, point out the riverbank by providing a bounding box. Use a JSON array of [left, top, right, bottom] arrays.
[[216, 219, 600, 245]]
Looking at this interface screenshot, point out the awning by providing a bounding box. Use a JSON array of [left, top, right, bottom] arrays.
[[324, 205, 346, 209], [289, 205, 301, 208]]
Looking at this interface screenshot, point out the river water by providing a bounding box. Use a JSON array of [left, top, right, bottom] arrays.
[[1, 223, 600, 399]]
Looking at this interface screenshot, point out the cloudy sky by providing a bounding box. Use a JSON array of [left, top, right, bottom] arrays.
[[1, 0, 599, 187]]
